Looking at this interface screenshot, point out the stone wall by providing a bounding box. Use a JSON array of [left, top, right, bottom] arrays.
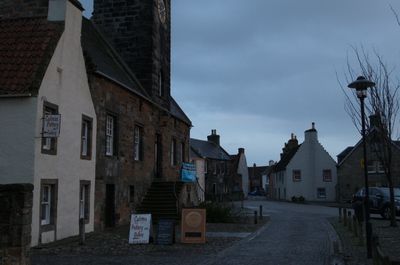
[[0, 184, 33, 265], [92, 0, 171, 109], [337, 144, 400, 202], [0, 0, 48, 19], [90, 75, 190, 230]]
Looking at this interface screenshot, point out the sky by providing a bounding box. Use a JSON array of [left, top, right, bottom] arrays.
[[81, 0, 400, 166]]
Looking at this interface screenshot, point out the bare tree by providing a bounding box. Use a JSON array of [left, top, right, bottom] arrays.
[[339, 46, 399, 227]]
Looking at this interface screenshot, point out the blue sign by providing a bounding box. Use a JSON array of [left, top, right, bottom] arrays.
[[181, 163, 197, 182]]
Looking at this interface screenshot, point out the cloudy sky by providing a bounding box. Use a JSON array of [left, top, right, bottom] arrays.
[[81, 0, 400, 166]]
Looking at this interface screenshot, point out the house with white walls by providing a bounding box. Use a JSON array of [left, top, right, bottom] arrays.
[[0, 0, 97, 246], [272, 123, 337, 202]]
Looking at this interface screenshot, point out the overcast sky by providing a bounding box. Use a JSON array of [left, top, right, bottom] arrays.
[[81, 0, 400, 166]]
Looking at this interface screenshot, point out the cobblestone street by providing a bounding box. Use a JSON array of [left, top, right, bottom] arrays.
[[31, 200, 343, 265]]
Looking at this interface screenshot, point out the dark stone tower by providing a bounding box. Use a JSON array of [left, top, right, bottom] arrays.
[[92, 0, 171, 109]]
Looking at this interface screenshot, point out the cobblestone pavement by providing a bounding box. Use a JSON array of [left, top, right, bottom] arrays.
[[201, 200, 341, 265], [31, 200, 341, 265]]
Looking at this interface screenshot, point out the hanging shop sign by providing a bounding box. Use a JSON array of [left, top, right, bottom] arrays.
[[42, 114, 61, 137]]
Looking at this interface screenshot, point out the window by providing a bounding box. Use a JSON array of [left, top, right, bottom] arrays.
[[170, 138, 176, 166], [105, 114, 116, 156], [81, 115, 93, 159], [40, 180, 58, 229], [292, 170, 301, 182], [158, 71, 164, 97], [212, 183, 217, 195], [323, 169, 332, 182], [129, 185, 135, 203], [317, 188, 326, 199], [41, 101, 58, 155], [134, 126, 143, 161], [180, 142, 185, 163], [79, 181, 90, 223], [367, 160, 385, 174]]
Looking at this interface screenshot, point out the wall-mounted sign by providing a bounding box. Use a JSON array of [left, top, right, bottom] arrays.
[[128, 214, 152, 244], [42, 114, 61, 137], [181, 163, 197, 182], [181, 208, 206, 244]]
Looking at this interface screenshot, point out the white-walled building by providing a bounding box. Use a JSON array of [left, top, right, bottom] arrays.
[[0, 0, 96, 246], [273, 123, 337, 202]]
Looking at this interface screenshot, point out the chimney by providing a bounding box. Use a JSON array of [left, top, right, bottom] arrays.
[[47, 0, 66, 21], [238, 148, 245, 154], [305, 122, 318, 142], [207, 129, 220, 146], [47, 0, 84, 21], [287, 133, 298, 150], [369, 114, 381, 128]]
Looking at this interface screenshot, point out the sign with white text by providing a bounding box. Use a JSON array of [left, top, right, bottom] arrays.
[[181, 163, 197, 182], [128, 214, 152, 244], [42, 114, 61, 137]]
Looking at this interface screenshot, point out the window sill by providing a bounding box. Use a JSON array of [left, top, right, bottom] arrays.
[[41, 223, 55, 232], [80, 155, 92, 160]]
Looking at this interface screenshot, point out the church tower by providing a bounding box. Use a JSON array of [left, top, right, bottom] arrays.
[[92, 0, 171, 109]]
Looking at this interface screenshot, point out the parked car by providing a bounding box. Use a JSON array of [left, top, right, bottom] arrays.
[[351, 187, 400, 219], [248, 187, 266, 196]]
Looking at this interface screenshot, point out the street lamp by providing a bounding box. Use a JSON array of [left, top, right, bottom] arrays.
[[348, 76, 375, 259]]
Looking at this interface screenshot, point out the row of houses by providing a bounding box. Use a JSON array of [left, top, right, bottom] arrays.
[[0, 0, 199, 247], [252, 120, 400, 203], [0, 0, 253, 250]]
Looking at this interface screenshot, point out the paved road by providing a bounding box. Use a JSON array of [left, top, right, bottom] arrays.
[[31, 200, 342, 265], [201, 200, 341, 265]]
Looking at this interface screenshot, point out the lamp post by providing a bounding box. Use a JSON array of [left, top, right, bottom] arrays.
[[348, 76, 375, 259]]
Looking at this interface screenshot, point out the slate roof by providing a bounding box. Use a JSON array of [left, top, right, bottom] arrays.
[[81, 18, 148, 99], [274, 145, 301, 172], [190, 138, 231, 160], [0, 17, 63, 96], [81, 18, 192, 126], [337, 146, 353, 164]]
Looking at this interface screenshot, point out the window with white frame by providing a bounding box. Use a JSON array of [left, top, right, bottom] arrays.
[[367, 160, 385, 174], [41, 185, 51, 225], [79, 181, 90, 222], [134, 125, 143, 161], [323, 169, 332, 182], [317, 188, 326, 199], [40, 180, 57, 228], [81, 115, 93, 159], [105, 114, 115, 156], [292, 170, 301, 182]]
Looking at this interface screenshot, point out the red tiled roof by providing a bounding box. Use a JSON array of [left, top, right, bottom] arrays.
[[0, 17, 63, 96]]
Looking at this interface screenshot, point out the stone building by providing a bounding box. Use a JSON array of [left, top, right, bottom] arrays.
[[190, 130, 247, 201], [337, 116, 400, 202], [248, 164, 268, 193], [85, 0, 192, 229]]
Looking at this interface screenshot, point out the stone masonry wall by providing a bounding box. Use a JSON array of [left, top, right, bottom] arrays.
[[0, 184, 33, 265], [337, 144, 400, 202], [0, 0, 48, 19], [92, 0, 171, 109], [90, 75, 190, 230]]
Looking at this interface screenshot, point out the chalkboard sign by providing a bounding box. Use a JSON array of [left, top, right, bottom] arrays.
[[156, 219, 175, 245]]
